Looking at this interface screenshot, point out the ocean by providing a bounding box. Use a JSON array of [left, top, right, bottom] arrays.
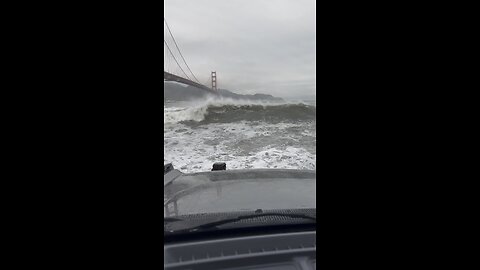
[[164, 97, 316, 173]]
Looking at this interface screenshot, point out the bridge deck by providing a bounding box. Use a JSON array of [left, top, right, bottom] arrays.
[[164, 71, 218, 95]]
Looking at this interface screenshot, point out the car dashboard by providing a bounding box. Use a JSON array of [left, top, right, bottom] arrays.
[[164, 231, 316, 270]]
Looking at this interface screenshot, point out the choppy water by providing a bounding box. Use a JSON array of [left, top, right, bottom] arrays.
[[164, 97, 316, 173]]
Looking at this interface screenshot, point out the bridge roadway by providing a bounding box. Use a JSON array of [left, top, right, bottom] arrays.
[[164, 71, 218, 95]]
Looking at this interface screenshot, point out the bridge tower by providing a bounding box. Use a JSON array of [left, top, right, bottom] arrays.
[[211, 71, 217, 91]]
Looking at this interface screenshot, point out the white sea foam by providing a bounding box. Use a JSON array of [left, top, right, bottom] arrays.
[[164, 106, 209, 124], [164, 119, 316, 173]]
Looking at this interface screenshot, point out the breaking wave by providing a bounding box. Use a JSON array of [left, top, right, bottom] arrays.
[[164, 99, 316, 125]]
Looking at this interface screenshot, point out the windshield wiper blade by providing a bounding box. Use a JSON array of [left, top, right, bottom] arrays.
[[168, 213, 315, 233], [164, 217, 183, 222]]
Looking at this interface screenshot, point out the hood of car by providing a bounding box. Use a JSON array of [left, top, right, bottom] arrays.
[[164, 169, 316, 217]]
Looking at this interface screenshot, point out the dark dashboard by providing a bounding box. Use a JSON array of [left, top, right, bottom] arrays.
[[164, 231, 316, 270]]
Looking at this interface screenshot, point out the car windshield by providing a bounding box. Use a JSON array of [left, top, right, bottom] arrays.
[[165, 169, 315, 215], [164, 0, 316, 231]]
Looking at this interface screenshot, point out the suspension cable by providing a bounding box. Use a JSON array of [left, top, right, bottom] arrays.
[[164, 18, 200, 83], [164, 39, 191, 80]]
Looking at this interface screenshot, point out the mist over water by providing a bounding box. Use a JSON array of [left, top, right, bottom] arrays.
[[164, 97, 316, 173]]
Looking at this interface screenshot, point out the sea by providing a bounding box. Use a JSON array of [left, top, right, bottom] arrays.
[[164, 97, 316, 173]]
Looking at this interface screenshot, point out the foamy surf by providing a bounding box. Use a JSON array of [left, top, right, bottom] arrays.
[[164, 97, 316, 125]]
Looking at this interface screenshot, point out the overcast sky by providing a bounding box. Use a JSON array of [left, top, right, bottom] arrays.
[[164, 0, 316, 99]]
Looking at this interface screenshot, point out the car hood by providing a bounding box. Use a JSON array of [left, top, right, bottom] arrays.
[[164, 169, 316, 217]]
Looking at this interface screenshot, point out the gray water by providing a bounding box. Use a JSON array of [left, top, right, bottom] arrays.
[[164, 97, 316, 173]]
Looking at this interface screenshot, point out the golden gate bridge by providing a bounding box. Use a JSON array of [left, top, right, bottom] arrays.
[[164, 18, 218, 95]]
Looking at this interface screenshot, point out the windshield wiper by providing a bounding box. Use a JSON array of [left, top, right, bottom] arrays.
[[164, 217, 182, 222], [166, 212, 315, 233]]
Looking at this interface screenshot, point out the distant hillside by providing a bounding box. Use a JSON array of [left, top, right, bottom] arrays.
[[164, 82, 211, 101], [164, 82, 284, 102], [216, 89, 284, 102]]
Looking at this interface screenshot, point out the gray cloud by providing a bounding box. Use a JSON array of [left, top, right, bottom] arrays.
[[164, 0, 316, 98]]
